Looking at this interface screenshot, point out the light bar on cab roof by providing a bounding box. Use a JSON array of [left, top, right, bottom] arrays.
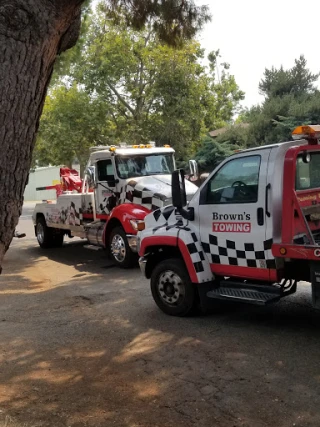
[[292, 125, 320, 140], [99, 141, 172, 151]]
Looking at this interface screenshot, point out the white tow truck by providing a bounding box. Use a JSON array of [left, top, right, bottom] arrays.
[[32, 143, 198, 268], [138, 125, 320, 315]]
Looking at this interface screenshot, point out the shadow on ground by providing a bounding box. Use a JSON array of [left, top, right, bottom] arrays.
[[0, 241, 320, 427]]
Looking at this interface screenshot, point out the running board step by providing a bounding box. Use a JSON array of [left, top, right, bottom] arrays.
[[207, 288, 280, 305], [207, 281, 284, 305]]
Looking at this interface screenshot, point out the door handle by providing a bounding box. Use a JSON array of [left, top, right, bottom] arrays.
[[265, 184, 271, 217], [257, 207, 264, 226]]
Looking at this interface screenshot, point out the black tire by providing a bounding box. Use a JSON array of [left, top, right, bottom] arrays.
[[52, 230, 64, 247], [108, 226, 136, 268], [150, 258, 196, 316], [36, 216, 64, 249]]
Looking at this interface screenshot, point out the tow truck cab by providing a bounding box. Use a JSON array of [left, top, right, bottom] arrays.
[[138, 125, 320, 316], [32, 142, 198, 268]]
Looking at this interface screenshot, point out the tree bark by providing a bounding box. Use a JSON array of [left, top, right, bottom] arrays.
[[0, 0, 84, 271]]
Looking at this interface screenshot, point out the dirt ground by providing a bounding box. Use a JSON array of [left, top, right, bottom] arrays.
[[0, 204, 320, 427]]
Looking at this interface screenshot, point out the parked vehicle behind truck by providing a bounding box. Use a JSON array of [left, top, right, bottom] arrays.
[[32, 143, 198, 268], [138, 125, 320, 315]]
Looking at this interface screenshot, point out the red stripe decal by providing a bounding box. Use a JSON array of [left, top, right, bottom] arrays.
[[140, 236, 177, 256], [96, 214, 109, 220], [82, 213, 109, 220], [140, 236, 198, 283], [177, 239, 198, 283], [211, 264, 278, 282], [82, 213, 94, 219]]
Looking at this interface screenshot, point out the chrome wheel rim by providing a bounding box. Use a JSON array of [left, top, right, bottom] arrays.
[[158, 270, 185, 306], [36, 222, 44, 244], [111, 234, 126, 263]]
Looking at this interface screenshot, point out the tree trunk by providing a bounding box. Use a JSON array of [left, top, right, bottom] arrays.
[[0, 0, 84, 272]]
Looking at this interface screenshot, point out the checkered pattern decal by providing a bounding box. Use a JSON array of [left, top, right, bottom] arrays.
[[151, 206, 181, 232], [186, 232, 206, 274], [145, 207, 213, 283], [201, 235, 276, 269], [119, 180, 168, 211], [97, 180, 170, 215]]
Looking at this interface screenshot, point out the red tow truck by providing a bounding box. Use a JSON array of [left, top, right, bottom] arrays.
[[138, 125, 320, 315]]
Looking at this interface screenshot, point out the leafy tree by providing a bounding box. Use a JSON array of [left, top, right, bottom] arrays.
[[0, 0, 211, 269], [205, 50, 245, 129], [38, 8, 244, 164], [79, 18, 208, 153], [35, 84, 111, 175], [259, 56, 319, 99], [245, 56, 320, 146], [50, 1, 93, 86], [102, 0, 211, 47], [194, 134, 240, 173]]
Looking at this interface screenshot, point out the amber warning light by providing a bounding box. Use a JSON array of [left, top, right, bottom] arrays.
[[292, 125, 320, 142]]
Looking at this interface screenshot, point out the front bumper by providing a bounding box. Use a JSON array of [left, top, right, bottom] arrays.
[[139, 256, 147, 277], [127, 235, 138, 252]]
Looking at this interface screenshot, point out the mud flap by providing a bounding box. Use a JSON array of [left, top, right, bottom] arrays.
[[310, 261, 320, 308], [197, 281, 219, 312]]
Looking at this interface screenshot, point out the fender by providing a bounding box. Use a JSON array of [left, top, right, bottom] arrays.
[[140, 235, 199, 283], [107, 203, 151, 234]]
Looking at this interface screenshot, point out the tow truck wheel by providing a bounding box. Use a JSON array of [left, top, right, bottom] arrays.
[[151, 259, 196, 316], [109, 226, 136, 268], [36, 216, 63, 249]]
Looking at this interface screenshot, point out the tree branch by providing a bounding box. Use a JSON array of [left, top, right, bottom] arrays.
[[106, 80, 135, 115]]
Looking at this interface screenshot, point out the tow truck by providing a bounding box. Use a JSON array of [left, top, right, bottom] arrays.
[[138, 125, 320, 315], [32, 143, 198, 268]]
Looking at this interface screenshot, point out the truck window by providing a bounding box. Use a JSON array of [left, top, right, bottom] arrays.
[[203, 155, 261, 204], [296, 153, 320, 190], [116, 154, 174, 179], [97, 159, 115, 181]]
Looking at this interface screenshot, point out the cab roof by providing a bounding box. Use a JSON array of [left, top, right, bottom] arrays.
[[90, 146, 175, 162], [239, 124, 320, 155], [237, 138, 310, 155]]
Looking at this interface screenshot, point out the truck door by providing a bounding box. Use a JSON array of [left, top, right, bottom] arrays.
[[95, 159, 118, 217], [198, 150, 273, 281]]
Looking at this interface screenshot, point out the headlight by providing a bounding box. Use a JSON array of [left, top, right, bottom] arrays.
[[129, 219, 145, 231]]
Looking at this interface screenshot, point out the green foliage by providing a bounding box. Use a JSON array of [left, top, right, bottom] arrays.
[[194, 134, 240, 173], [205, 50, 245, 129], [101, 0, 211, 47], [51, 1, 93, 85], [259, 55, 319, 99], [245, 56, 320, 146], [36, 5, 244, 168], [35, 84, 110, 174]]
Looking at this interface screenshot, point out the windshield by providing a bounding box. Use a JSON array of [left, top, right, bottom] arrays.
[[296, 153, 320, 190], [116, 154, 175, 179]]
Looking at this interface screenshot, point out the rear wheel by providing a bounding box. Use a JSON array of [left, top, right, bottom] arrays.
[[109, 226, 136, 268], [36, 216, 64, 248], [150, 258, 196, 316]]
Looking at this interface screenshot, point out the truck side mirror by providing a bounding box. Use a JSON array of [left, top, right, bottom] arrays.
[[85, 166, 96, 188], [172, 169, 187, 209], [189, 159, 199, 182], [302, 151, 311, 164]]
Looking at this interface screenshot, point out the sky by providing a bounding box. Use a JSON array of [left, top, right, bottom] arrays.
[[92, 0, 320, 108], [195, 0, 320, 107]]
